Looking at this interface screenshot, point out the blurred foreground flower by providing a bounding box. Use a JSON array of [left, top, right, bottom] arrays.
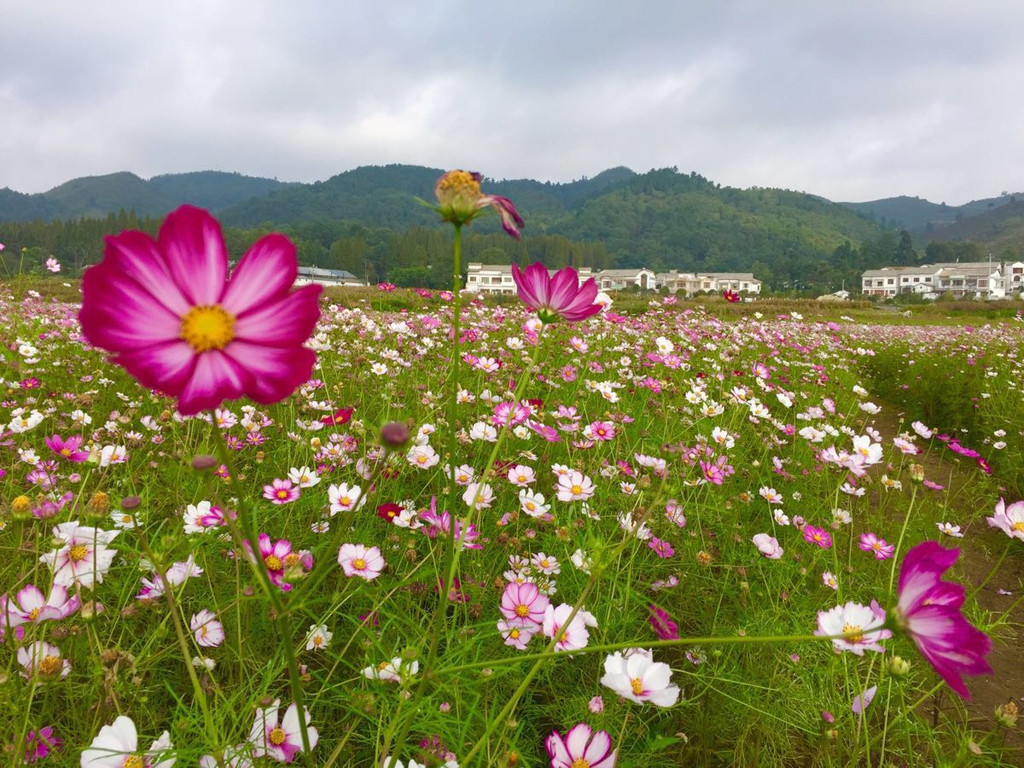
[[512, 263, 602, 324], [893, 541, 992, 699], [430, 170, 523, 238], [80, 205, 321, 415]]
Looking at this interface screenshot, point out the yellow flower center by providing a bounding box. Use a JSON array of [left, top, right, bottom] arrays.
[[28, 607, 41, 620], [436, 170, 482, 203], [514, 604, 530, 618], [842, 623, 864, 643], [353, 558, 367, 571], [630, 677, 644, 695], [284, 553, 301, 568], [39, 655, 62, 676], [123, 756, 145, 768], [60, 448, 72, 457], [265, 555, 283, 571], [269, 726, 287, 746], [68, 544, 89, 562], [1012, 522, 1024, 533], [571, 485, 582, 495], [180, 304, 236, 353], [509, 628, 521, 639], [571, 759, 590, 768], [313, 635, 323, 646]]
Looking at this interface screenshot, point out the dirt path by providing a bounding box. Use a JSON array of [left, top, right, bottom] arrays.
[[869, 402, 1023, 754]]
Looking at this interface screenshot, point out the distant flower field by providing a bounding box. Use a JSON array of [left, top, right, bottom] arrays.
[[0, 196, 1022, 767]]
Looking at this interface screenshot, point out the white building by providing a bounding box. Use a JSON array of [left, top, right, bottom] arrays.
[[699, 272, 762, 295], [295, 266, 365, 287], [596, 268, 657, 291], [861, 262, 1017, 300], [1004, 261, 1024, 293], [465, 263, 593, 294], [656, 270, 762, 296]]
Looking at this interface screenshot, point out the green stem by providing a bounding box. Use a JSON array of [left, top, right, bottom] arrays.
[[887, 484, 918, 596], [437, 631, 853, 677], [970, 538, 1013, 600], [211, 430, 315, 768]]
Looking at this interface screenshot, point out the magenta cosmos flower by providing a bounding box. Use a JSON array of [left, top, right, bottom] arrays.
[[893, 540, 992, 699], [45, 434, 89, 462], [546, 723, 617, 768], [79, 205, 321, 416], [512, 263, 602, 324]]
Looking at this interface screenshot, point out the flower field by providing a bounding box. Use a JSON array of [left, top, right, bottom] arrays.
[[1, 195, 1023, 767]]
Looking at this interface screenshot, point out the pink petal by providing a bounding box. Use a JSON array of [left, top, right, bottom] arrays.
[[177, 350, 251, 415], [233, 286, 322, 346], [222, 342, 316, 405], [565, 723, 592, 757], [221, 234, 301, 315], [158, 206, 229, 306], [80, 262, 183, 351], [112, 341, 197, 397], [99, 229, 192, 316]]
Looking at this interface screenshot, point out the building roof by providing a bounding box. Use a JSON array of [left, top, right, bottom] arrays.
[[297, 266, 359, 279], [698, 272, 759, 281], [598, 268, 655, 277]]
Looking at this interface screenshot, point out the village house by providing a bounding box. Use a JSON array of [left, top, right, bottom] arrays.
[[656, 270, 762, 296], [595, 268, 657, 292], [861, 261, 1019, 300]]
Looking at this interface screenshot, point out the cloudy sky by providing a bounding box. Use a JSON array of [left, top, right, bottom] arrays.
[[3, 0, 1023, 203]]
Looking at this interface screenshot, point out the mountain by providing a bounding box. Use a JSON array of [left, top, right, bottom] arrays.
[[840, 193, 1019, 233], [0, 171, 295, 222], [921, 197, 1024, 255]]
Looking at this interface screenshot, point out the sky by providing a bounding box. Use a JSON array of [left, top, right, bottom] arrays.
[[2, 0, 1023, 204]]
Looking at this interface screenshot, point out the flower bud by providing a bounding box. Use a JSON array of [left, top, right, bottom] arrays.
[[909, 463, 925, 483], [10, 494, 32, 520], [380, 421, 410, 449], [121, 495, 141, 510], [995, 700, 1018, 728], [887, 655, 911, 677], [191, 454, 218, 470]]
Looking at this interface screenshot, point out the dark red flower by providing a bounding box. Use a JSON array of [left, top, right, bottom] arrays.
[[320, 408, 354, 426]]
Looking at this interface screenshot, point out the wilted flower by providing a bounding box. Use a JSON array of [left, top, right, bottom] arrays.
[[431, 169, 523, 238]]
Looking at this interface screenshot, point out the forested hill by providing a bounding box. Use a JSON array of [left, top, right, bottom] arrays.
[[0, 171, 295, 222], [27, 164, 1023, 292]]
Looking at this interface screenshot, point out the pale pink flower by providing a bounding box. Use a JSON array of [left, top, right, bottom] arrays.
[[543, 603, 598, 651], [545, 723, 617, 767], [600, 648, 680, 707], [190, 609, 225, 648], [249, 699, 318, 764], [338, 543, 385, 581]]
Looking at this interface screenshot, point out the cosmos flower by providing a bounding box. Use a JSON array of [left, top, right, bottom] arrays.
[[723, 289, 740, 303], [432, 169, 524, 238], [2, 583, 80, 630], [39, 521, 119, 589], [600, 648, 681, 707], [81, 716, 174, 767], [338, 543, 385, 581], [500, 581, 550, 626], [79, 205, 321, 415], [512, 263, 602, 324], [45, 434, 90, 462], [249, 700, 318, 764], [859, 532, 895, 560], [18, 641, 71, 679], [545, 723, 618, 768], [543, 603, 598, 652], [893, 541, 993, 699], [752, 533, 783, 560], [190, 609, 225, 648], [986, 497, 1024, 541], [815, 601, 891, 655]]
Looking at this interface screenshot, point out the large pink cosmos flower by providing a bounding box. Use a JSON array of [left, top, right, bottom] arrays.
[[512, 263, 602, 324], [894, 541, 993, 699], [79, 205, 322, 416]]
